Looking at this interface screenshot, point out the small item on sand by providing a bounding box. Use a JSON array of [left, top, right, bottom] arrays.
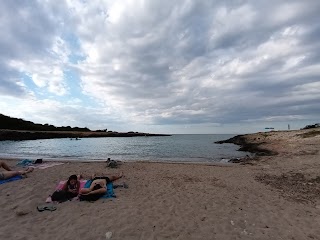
[[37, 204, 57, 212], [45, 196, 53, 203], [106, 159, 121, 168], [113, 182, 128, 189], [34, 159, 43, 164], [15, 209, 31, 216], [105, 231, 112, 239]]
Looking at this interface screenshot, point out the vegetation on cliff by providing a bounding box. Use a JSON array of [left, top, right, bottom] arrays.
[[0, 114, 170, 141], [0, 114, 90, 132]]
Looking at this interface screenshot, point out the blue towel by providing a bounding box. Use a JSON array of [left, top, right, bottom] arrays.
[[84, 180, 116, 199], [0, 175, 23, 185], [16, 159, 33, 167]]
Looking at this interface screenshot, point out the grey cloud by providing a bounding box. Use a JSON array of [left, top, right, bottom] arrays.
[[0, 0, 69, 97], [2, 0, 320, 130], [0, 1, 57, 59], [0, 65, 26, 96], [0, 59, 24, 96]]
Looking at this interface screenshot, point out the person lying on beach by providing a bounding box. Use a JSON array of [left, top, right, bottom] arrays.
[[50, 174, 82, 202], [79, 173, 123, 200], [0, 161, 34, 180], [62, 174, 81, 199]]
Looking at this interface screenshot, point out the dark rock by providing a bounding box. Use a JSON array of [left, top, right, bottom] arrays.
[[15, 209, 30, 216], [301, 123, 320, 130], [228, 158, 241, 163], [215, 135, 277, 156]]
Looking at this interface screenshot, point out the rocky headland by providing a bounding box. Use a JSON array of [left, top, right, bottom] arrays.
[[216, 128, 320, 162], [0, 129, 171, 141]]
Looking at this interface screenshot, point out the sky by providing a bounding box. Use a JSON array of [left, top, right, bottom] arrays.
[[0, 0, 320, 134]]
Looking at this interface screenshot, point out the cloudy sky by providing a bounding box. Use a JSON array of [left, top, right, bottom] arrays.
[[0, 0, 319, 134]]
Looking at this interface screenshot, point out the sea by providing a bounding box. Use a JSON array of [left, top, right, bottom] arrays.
[[0, 134, 250, 163]]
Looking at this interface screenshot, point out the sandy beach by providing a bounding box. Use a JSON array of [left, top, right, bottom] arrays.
[[1, 129, 320, 240]]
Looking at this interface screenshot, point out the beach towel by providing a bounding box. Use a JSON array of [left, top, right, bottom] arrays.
[[83, 180, 116, 199], [30, 162, 65, 169], [46, 179, 116, 202], [46, 180, 87, 203], [0, 175, 23, 185], [16, 159, 33, 167]]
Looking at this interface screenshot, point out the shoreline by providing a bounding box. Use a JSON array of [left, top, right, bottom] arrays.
[[0, 134, 252, 164], [0, 155, 235, 166]]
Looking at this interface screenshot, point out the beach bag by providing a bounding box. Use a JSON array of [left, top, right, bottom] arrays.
[[34, 159, 43, 164], [51, 190, 68, 202], [107, 160, 118, 168]]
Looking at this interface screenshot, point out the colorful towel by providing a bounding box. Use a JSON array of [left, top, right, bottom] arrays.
[[0, 175, 23, 185], [46, 180, 88, 203], [84, 180, 116, 199], [46, 179, 115, 202], [30, 162, 65, 169]]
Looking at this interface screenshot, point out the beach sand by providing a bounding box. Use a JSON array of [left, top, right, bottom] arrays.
[[0, 129, 320, 240]]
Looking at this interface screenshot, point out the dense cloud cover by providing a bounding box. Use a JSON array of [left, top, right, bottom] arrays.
[[0, 0, 319, 133]]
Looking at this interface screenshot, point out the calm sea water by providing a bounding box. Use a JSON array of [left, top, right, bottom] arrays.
[[0, 134, 250, 163]]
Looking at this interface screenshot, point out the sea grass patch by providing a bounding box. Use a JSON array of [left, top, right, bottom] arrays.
[[297, 130, 320, 138], [255, 172, 320, 204]]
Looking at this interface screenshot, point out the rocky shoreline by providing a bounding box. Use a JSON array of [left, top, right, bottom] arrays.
[[0, 129, 171, 141], [215, 134, 277, 156], [215, 133, 277, 164], [216, 129, 320, 163]]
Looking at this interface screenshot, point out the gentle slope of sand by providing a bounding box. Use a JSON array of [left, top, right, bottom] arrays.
[[0, 129, 319, 240]]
